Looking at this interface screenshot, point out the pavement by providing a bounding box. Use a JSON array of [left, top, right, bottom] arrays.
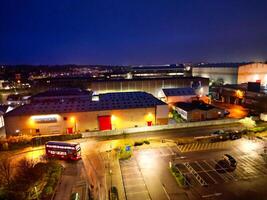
[[119, 143, 190, 200], [54, 161, 86, 200], [211, 102, 248, 119], [104, 150, 127, 200]]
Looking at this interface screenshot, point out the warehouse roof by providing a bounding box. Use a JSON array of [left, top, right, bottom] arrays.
[[31, 88, 92, 99], [175, 101, 216, 111], [162, 87, 196, 97], [5, 91, 166, 117], [193, 62, 251, 68]]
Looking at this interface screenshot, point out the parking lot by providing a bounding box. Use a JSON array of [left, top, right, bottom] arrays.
[[174, 154, 267, 188], [120, 158, 151, 200], [120, 146, 183, 200], [119, 138, 267, 199]]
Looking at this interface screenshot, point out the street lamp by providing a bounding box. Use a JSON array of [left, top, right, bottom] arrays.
[[70, 116, 76, 133]]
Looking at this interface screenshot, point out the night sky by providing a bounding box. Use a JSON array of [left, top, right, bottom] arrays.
[[1, 0, 267, 65]]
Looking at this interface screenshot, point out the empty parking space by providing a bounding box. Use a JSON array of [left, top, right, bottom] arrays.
[[174, 154, 267, 188]]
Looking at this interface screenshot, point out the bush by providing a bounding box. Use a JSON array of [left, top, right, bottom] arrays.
[[144, 140, 150, 145], [0, 189, 8, 200], [172, 110, 184, 123], [41, 161, 63, 199], [249, 126, 267, 133], [1, 142, 8, 151], [32, 133, 82, 146], [43, 186, 53, 196], [118, 145, 132, 160], [109, 186, 119, 200], [134, 141, 144, 146], [1, 135, 32, 150], [47, 177, 56, 186], [51, 172, 61, 180], [0, 133, 83, 151], [170, 166, 188, 187]]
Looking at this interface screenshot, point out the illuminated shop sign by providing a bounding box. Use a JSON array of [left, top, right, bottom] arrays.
[[31, 115, 58, 123]]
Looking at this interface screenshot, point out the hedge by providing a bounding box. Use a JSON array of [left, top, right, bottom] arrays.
[[169, 166, 188, 188], [0, 134, 82, 151]]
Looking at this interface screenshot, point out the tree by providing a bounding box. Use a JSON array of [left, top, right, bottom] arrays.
[[239, 117, 256, 129], [0, 158, 13, 187]]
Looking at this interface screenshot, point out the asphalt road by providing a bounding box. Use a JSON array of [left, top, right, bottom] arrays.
[[96, 123, 243, 142], [212, 102, 248, 119]]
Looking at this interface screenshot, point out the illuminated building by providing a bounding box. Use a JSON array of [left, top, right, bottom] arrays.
[[4, 90, 168, 137], [192, 63, 243, 84], [238, 62, 267, 87], [174, 101, 225, 121], [33, 76, 209, 98], [161, 87, 197, 104]]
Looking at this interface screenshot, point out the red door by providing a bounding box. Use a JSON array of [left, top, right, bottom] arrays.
[[147, 121, 152, 126], [98, 116, 112, 131], [67, 127, 73, 134]]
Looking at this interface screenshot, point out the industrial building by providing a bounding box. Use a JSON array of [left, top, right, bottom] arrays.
[[238, 62, 267, 87], [174, 101, 224, 122], [217, 82, 267, 112], [162, 87, 197, 104], [192, 63, 243, 85], [32, 76, 209, 98], [4, 89, 168, 137]]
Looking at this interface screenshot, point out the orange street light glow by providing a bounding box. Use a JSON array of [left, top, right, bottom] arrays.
[[70, 116, 76, 123], [111, 115, 117, 121]]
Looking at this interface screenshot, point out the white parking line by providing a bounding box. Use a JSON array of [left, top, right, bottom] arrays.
[[210, 160, 237, 181], [203, 160, 229, 182], [125, 183, 146, 188], [127, 190, 149, 195], [195, 161, 218, 184]]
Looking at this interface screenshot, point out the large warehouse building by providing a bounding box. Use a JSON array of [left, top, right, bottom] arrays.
[[4, 89, 168, 137], [192, 63, 241, 85], [33, 76, 209, 98], [238, 62, 267, 87]]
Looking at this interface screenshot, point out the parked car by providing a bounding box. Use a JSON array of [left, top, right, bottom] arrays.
[[228, 130, 242, 140], [215, 154, 237, 172], [222, 154, 237, 168], [211, 129, 225, 136], [211, 129, 243, 141], [224, 110, 230, 116], [210, 130, 229, 142]]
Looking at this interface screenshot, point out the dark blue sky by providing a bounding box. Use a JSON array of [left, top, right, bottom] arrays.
[[1, 0, 267, 65]]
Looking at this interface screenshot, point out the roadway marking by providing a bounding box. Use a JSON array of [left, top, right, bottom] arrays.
[[176, 155, 267, 188], [177, 141, 233, 153], [202, 193, 222, 198], [204, 160, 229, 182], [125, 183, 146, 188], [195, 161, 218, 184]]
